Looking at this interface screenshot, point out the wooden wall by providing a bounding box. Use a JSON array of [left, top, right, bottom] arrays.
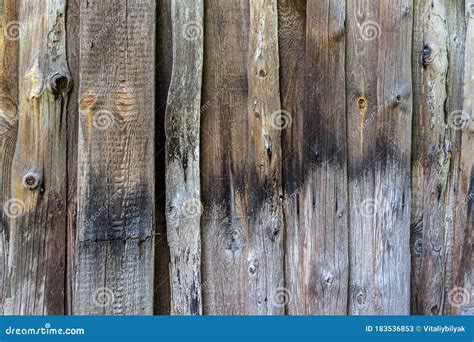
[[0, 0, 472, 315]]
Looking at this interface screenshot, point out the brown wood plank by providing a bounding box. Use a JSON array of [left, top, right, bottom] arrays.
[[289, 0, 349, 315], [346, 0, 413, 314], [74, 0, 155, 315], [201, 0, 284, 315], [3, 0, 70, 314], [165, 0, 204, 315], [0, 0, 18, 314]]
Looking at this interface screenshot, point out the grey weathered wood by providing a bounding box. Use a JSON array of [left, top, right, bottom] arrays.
[[411, 0, 454, 315], [449, 0, 473, 315], [346, 0, 412, 314], [282, 0, 349, 315], [74, 0, 155, 315], [0, 0, 18, 314], [201, 0, 283, 315], [165, 0, 204, 315], [410, 0, 473, 316], [3, 0, 70, 314]]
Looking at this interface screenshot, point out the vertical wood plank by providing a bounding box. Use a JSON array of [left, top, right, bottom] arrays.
[[74, 0, 155, 315], [410, 0, 451, 315], [346, 0, 413, 314], [4, 0, 71, 314], [0, 0, 18, 314], [201, 0, 284, 314], [449, 0, 473, 315], [410, 0, 469, 315], [278, 0, 307, 314], [284, 0, 349, 315], [165, 0, 204, 315]]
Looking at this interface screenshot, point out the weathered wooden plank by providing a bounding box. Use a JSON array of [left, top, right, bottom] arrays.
[[0, 0, 18, 314], [448, 0, 473, 315], [165, 0, 204, 315], [346, 0, 413, 314], [281, 0, 349, 315], [409, 0, 473, 315], [3, 0, 70, 314], [278, 0, 306, 315], [74, 0, 155, 315], [201, 0, 284, 314], [410, 0, 451, 315]]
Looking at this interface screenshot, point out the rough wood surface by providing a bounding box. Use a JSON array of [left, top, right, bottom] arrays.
[[450, 0, 473, 315], [346, 0, 413, 314], [282, 0, 349, 315], [165, 0, 204, 315], [201, 0, 284, 315], [74, 0, 155, 315], [0, 0, 18, 314], [3, 0, 70, 314], [410, 0, 451, 315]]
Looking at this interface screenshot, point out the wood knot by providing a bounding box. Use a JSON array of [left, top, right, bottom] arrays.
[[22, 172, 41, 190], [356, 96, 368, 111], [248, 260, 258, 275], [226, 228, 245, 252], [422, 45, 433, 68], [47, 71, 72, 95], [257, 69, 268, 78], [79, 92, 97, 110], [115, 86, 136, 119]]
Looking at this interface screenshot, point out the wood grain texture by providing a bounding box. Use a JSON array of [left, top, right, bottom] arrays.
[[346, 0, 413, 315], [410, 0, 451, 315], [284, 0, 349, 315], [450, 0, 473, 315], [201, 0, 284, 315], [409, 0, 474, 315], [278, 0, 307, 315], [165, 0, 204, 315], [74, 0, 155, 315], [3, 0, 70, 314], [0, 0, 18, 314]]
